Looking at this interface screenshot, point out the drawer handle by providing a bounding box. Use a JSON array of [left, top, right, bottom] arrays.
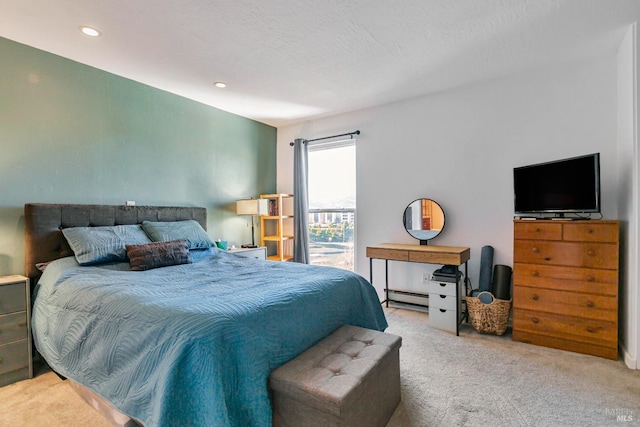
[[535, 228, 541, 232], [531, 317, 539, 324], [587, 250, 595, 256], [532, 247, 540, 253], [586, 301, 594, 308], [587, 326, 596, 333], [439, 309, 446, 313], [439, 295, 446, 299], [0, 357, 2, 364], [531, 294, 539, 301], [544, 257, 551, 261], [532, 271, 539, 277], [439, 283, 447, 287], [586, 275, 595, 282], [588, 229, 594, 234]]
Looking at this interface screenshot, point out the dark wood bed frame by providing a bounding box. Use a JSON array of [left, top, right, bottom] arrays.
[[24, 203, 207, 286]]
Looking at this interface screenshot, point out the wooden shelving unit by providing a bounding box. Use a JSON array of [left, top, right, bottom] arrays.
[[260, 194, 294, 261]]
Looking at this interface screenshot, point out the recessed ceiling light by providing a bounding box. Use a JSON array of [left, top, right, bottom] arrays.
[[213, 82, 227, 88], [80, 26, 101, 37]]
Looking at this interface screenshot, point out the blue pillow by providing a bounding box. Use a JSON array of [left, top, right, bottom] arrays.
[[62, 225, 152, 265], [141, 220, 214, 249]]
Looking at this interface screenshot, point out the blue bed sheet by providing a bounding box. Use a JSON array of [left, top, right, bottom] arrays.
[[32, 250, 387, 426]]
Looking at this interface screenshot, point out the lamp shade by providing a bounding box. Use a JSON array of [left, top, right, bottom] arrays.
[[236, 198, 268, 215]]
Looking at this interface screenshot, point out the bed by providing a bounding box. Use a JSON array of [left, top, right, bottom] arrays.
[[25, 203, 387, 427]]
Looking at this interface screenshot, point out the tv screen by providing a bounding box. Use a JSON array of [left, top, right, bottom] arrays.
[[513, 153, 600, 215]]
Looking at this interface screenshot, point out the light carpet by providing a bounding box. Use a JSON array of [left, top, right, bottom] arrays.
[[385, 307, 640, 426], [1, 307, 639, 426]]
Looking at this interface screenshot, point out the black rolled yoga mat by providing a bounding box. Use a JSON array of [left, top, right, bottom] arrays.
[[478, 245, 494, 292], [492, 264, 512, 300]]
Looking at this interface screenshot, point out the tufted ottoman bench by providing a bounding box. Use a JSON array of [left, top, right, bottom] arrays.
[[269, 325, 402, 427]]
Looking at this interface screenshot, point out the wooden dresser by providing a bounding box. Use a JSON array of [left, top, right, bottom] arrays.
[[512, 220, 619, 360]]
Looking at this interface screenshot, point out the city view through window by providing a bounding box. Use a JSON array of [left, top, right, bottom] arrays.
[[308, 143, 355, 271]]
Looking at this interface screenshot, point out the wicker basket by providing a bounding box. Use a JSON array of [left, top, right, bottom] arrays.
[[466, 291, 512, 335]]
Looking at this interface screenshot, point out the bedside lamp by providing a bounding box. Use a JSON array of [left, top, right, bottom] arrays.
[[236, 198, 268, 248]]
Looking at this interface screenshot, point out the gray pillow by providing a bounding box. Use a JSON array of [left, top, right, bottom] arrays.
[[62, 224, 152, 265], [141, 220, 214, 249], [126, 239, 192, 271]]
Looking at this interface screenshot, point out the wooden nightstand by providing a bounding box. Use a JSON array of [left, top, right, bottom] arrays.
[[0, 275, 32, 387], [228, 247, 267, 260]]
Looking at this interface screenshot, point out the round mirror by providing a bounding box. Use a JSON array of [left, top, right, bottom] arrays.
[[403, 199, 446, 244]]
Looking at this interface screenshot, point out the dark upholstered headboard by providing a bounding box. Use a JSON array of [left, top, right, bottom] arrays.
[[24, 203, 207, 284]]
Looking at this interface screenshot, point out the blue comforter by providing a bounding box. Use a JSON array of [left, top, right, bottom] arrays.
[[32, 249, 387, 426]]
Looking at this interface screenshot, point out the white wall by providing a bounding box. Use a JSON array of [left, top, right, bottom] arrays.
[[278, 55, 618, 303], [617, 23, 639, 369]]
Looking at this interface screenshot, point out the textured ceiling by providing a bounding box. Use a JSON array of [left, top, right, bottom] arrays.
[[1, 0, 640, 127]]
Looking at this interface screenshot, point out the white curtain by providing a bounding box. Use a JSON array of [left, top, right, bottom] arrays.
[[293, 138, 309, 263]]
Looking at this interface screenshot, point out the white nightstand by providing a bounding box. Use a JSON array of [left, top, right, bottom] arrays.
[[0, 275, 32, 387], [228, 247, 267, 260]]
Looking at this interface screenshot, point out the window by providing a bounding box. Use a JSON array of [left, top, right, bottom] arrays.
[[308, 139, 356, 271]]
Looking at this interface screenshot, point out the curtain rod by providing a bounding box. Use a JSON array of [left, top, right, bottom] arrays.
[[289, 130, 360, 146]]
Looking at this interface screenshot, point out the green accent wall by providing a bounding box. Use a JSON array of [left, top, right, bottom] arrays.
[[0, 36, 276, 275]]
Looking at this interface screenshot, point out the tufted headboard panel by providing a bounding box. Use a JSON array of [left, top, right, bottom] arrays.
[[24, 203, 207, 284]]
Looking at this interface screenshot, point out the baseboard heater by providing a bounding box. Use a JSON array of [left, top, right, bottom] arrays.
[[386, 289, 429, 308], [385, 288, 468, 311]]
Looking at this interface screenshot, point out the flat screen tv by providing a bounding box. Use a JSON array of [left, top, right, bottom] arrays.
[[513, 153, 600, 216]]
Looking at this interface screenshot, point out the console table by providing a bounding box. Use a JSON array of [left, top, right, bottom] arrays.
[[366, 243, 471, 335]]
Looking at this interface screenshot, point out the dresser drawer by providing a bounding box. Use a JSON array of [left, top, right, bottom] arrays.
[[429, 307, 457, 333], [563, 223, 618, 243], [513, 308, 617, 346], [513, 286, 616, 321], [366, 247, 408, 261], [514, 222, 562, 241], [512, 330, 617, 360], [0, 339, 29, 375], [229, 247, 267, 260], [513, 263, 618, 295], [0, 312, 28, 344], [0, 283, 26, 314], [427, 280, 457, 296], [429, 293, 458, 311], [514, 241, 618, 269], [409, 250, 467, 265]]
